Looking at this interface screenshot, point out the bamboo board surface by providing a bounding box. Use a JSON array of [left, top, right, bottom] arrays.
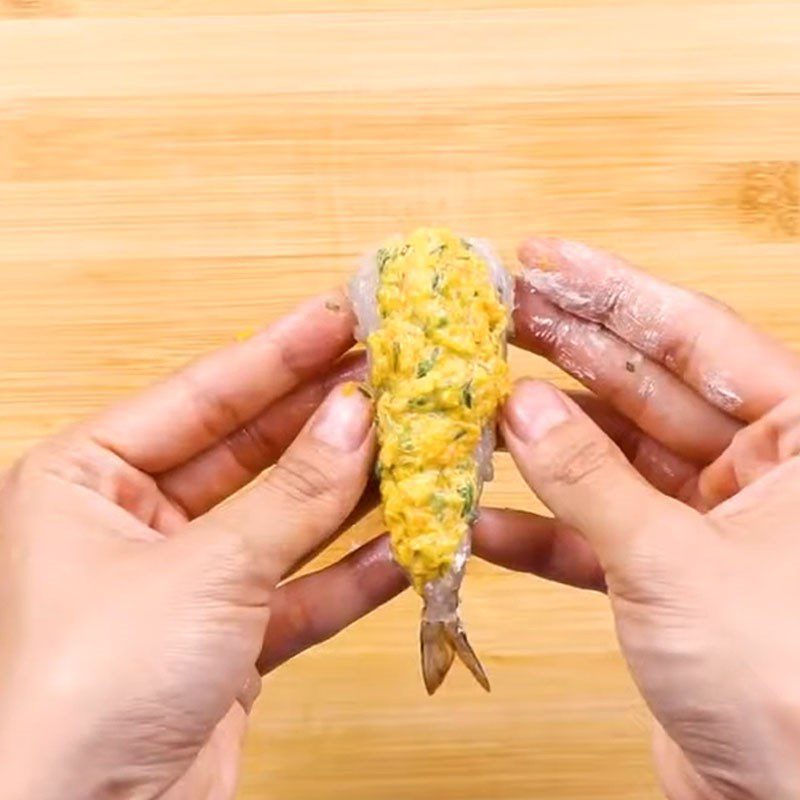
[[2, 2, 799, 798]]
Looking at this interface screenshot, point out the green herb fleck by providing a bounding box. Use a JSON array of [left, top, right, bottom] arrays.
[[431, 492, 447, 517], [416, 347, 440, 378], [356, 383, 373, 400], [392, 340, 401, 370], [409, 396, 429, 409], [460, 238, 473, 250], [453, 429, 467, 441], [429, 243, 447, 257], [461, 381, 474, 409], [432, 270, 445, 293], [377, 248, 392, 273], [458, 483, 476, 519]]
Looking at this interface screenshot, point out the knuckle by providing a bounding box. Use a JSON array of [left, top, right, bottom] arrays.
[[779, 422, 800, 461], [29, 436, 104, 487], [284, 591, 319, 643], [659, 291, 738, 374], [771, 400, 800, 460], [547, 433, 616, 486], [196, 521, 272, 595], [695, 289, 737, 317], [591, 278, 627, 326], [1, 443, 71, 509], [179, 371, 244, 443], [729, 417, 780, 477], [37, 435, 152, 508], [659, 326, 701, 374], [223, 419, 282, 476], [607, 523, 692, 603], [551, 317, 595, 363], [267, 447, 337, 505], [0, 458, 29, 502], [729, 422, 761, 456], [610, 371, 656, 424], [276, 334, 315, 384], [221, 525, 260, 574]]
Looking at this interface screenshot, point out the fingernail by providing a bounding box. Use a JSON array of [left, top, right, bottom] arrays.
[[557, 238, 596, 264], [325, 360, 367, 393], [504, 380, 571, 442], [312, 384, 372, 451], [518, 238, 560, 272]]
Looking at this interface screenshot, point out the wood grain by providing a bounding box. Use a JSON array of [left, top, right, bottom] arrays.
[[1, 3, 799, 798]]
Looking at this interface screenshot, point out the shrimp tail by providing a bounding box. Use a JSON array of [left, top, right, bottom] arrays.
[[420, 616, 490, 695]]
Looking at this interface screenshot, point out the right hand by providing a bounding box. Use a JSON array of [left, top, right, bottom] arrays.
[[473, 240, 800, 800]]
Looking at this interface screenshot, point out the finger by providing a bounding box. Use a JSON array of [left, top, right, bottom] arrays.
[[565, 392, 699, 498], [688, 393, 800, 511], [191, 384, 375, 583], [710, 452, 800, 527], [472, 507, 605, 591], [281, 482, 380, 580], [497, 391, 700, 496], [158, 351, 366, 518], [514, 280, 741, 463], [259, 534, 406, 673], [84, 289, 357, 473], [501, 379, 698, 569], [518, 237, 800, 421], [497, 391, 700, 497]]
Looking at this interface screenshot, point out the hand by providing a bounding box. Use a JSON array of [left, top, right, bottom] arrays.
[[473, 240, 800, 799], [513, 237, 800, 504], [497, 379, 800, 800], [0, 290, 405, 800]]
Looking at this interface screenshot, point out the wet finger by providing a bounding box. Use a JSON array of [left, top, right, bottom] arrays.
[[518, 237, 800, 422], [514, 283, 741, 463]]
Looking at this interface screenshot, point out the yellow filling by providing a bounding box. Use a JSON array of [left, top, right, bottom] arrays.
[[369, 228, 510, 593]]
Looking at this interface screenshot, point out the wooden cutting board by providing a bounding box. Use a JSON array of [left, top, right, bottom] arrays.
[[2, 2, 798, 798]]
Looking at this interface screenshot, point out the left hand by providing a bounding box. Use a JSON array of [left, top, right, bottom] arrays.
[[0, 290, 405, 800]]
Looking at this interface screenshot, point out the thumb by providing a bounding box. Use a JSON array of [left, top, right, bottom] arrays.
[[189, 383, 375, 585], [501, 380, 695, 573]]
